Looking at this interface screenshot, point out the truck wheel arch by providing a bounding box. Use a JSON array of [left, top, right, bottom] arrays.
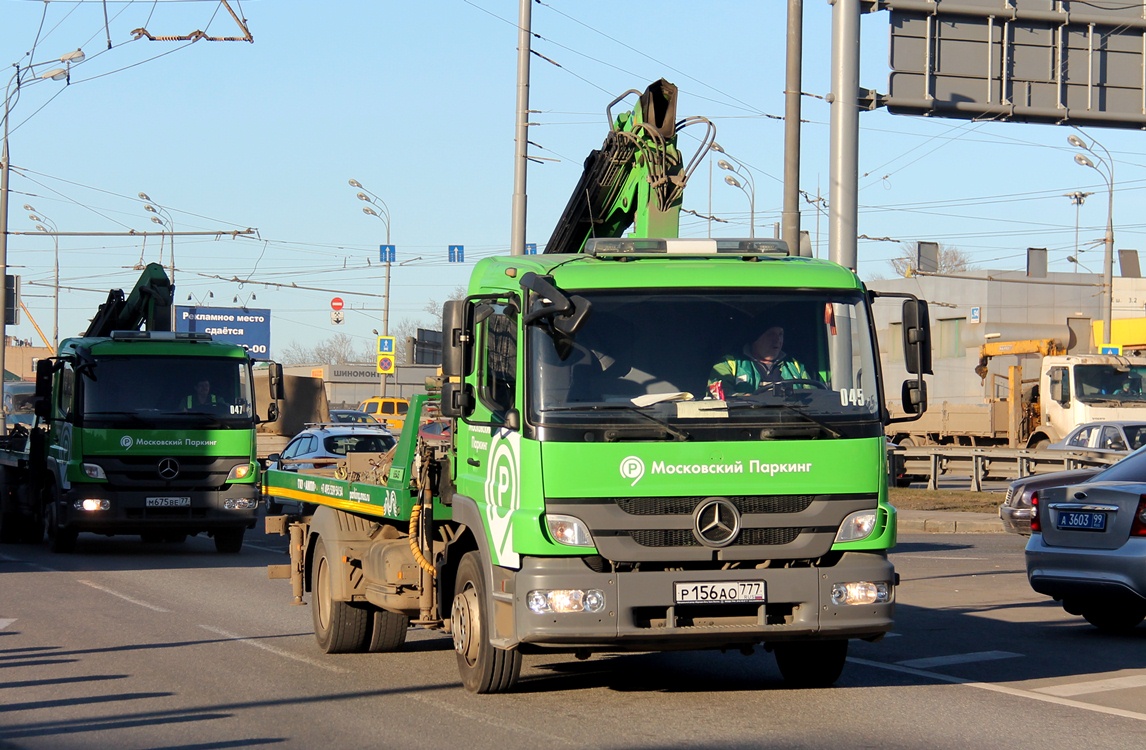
[[446, 493, 515, 648], [303, 506, 380, 601]]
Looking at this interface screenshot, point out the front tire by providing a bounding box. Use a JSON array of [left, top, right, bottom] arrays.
[[214, 528, 245, 554], [311, 537, 369, 654], [451, 551, 521, 693], [773, 640, 848, 688], [44, 499, 77, 554]]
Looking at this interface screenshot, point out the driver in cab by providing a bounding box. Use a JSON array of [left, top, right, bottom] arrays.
[[184, 379, 222, 411], [706, 324, 814, 400]]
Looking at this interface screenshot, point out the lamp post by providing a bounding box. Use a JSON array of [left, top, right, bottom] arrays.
[[710, 143, 756, 238], [1068, 133, 1114, 347], [349, 178, 392, 337], [1, 47, 83, 381], [139, 193, 174, 284], [24, 204, 58, 346]]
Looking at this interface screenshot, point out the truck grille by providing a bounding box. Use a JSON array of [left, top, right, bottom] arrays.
[[547, 493, 876, 564], [93, 455, 242, 491], [618, 494, 814, 516], [630, 527, 801, 547]]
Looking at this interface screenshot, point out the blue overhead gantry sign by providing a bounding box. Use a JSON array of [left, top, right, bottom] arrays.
[[176, 305, 272, 356]]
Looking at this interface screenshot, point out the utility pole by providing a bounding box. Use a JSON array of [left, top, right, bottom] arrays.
[[782, 0, 804, 255], [509, 0, 532, 256]]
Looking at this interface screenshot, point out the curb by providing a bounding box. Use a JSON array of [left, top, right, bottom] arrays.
[[897, 511, 1005, 534]]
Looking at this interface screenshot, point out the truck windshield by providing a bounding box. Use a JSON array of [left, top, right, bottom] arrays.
[[1073, 363, 1146, 404], [527, 290, 882, 441], [81, 356, 254, 427]]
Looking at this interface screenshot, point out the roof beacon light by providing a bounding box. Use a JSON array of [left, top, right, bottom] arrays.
[[584, 237, 790, 258]]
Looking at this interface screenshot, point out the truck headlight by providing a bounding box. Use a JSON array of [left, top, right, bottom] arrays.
[[545, 514, 595, 547], [82, 463, 106, 480], [74, 498, 110, 512], [223, 498, 258, 510], [834, 509, 877, 543], [527, 589, 606, 614], [831, 581, 891, 605], [227, 463, 254, 481]]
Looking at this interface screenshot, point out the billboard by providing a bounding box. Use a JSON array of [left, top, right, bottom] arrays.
[[175, 306, 271, 357], [883, 0, 1146, 127]]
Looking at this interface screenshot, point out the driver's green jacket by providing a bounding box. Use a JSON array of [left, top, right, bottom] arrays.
[[706, 349, 811, 400]]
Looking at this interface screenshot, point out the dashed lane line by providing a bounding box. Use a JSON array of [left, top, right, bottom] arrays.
[[849, 656, 1146, 723], [78, 580, 170, 612], [198, 624, 347, 673], [1036, 675, 1146, 697], [897, 650, 1022, 669]]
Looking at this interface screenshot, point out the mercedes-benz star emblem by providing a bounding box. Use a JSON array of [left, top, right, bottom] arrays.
[[157, 458, 180, 480], [693, 498, 740, 547]]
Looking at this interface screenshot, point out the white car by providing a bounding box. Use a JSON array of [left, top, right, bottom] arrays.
[[1048, 421, 1146, 456]]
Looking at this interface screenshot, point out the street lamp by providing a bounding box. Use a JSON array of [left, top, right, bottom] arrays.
[[1068, 133, 1114, 347], [710, 143, 756, 238], [139, 192, 174, 285], [1, 47, 83, 380], [1063, 191, 1094, 273], [24, 204, 58, 346], [349, 178, 392, 337]]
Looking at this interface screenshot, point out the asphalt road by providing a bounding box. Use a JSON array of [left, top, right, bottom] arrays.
[[2, 529, 1145, 749]]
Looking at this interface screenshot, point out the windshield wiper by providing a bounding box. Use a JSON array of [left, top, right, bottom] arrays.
[[542, 403, 690, 442], [720, 400, 842, 438]]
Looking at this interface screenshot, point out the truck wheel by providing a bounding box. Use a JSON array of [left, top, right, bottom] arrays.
[[1081, 602, 1146, 633], [451, 551, 521, 693], [773, 640, 848, 688], [311, 537, 369, 654], [363, 606, 409, 653], [214, 528, 245, 554], [44, 502, 77, 554]]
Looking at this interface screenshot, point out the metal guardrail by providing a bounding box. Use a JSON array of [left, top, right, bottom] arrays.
[[893, 446, 1120, 491]]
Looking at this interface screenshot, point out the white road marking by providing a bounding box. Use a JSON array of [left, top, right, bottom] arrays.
[[898, 650, 1022, 669], [908, 556, 987, 561], [198, 624, 347, 673], [78, 580, 170, 612], [1036, 675, 1146, 697], [0, 618, 15, 630], [849, 656, 1146, 723]]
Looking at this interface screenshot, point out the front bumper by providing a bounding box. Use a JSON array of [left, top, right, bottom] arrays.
[[59, 484, 258, 534], [1026, 534, 1146, 603], [500, 551, 894, 651]]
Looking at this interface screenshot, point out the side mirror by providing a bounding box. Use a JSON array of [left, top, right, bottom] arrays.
[[440, 381, 475, 418], [901, 378, 928, 416], [442, 300, 473, 379], [902, 299, 933, 376], [34, 358, 54, 420]]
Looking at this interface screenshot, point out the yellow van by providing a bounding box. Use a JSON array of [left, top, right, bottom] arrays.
[[357, 397, 408, 432]]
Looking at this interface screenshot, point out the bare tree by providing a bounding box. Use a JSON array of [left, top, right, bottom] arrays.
[[279, 333, 374, 366], [889, 242, 975, 278]]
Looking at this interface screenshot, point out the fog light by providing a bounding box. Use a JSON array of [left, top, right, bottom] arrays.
[[545, 514, 595, 547], [527, 589, 606, 614], [835, 510, 877, 543], [223, 498, 258, 510], [74, 498, 110, 512], [831, 581, 891, 605]]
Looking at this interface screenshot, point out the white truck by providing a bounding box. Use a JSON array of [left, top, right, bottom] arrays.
[[888, 345, 1146, 449]]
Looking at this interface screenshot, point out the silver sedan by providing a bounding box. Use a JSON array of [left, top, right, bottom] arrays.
[[1026, 459, 1146, 631]]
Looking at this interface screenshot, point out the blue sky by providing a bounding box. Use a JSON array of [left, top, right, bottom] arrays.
[[3, 1, 1141, 356]]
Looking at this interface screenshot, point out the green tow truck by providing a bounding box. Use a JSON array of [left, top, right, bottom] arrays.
[[264, 80, 932, 692], [0, 263, 283, 553]]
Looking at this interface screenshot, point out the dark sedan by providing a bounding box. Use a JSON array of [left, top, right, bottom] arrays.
[[1000, 468, 1100, 536]]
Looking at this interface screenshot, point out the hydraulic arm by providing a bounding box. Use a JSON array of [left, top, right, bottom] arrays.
[[84, 263, 174, 336]]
